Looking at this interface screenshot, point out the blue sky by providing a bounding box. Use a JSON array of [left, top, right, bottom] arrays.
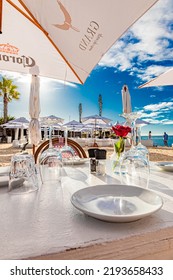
[[0, 0, 173, 136]]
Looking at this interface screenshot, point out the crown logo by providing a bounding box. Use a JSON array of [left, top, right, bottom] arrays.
[[0, 43, 19, 55]]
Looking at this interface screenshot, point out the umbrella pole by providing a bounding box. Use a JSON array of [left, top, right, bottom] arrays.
[[0, 0, 2, 34]]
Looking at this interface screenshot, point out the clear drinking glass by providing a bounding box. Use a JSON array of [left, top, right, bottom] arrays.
[[120, 112, 150, 189], [9, 153, 38, 194], [39, 126, 63, 182]]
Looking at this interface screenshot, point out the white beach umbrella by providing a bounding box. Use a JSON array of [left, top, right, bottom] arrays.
[[63, 120, 84, 129], [135, 119, 150, 127], [139, 68, 173, 88], [1, 0, 158, 149], [82, 114, 112, 141], [2, 121, 29, 140], [8, 117, 29, 124], [40, 115, 64, 140], [1, 0, 158, 84], [121, 85, 132, 114], [7, 117, 29, 140], [2, 122, 28, 128], [82, 114, 112, 125], [63, 120, 84, 138], [29, 73, 41, 146], [40, 115, 64, 126]]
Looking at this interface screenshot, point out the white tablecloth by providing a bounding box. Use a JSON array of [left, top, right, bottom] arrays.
[[0, 161, 173, 260]]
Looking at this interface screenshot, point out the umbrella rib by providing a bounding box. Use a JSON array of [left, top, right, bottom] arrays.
[[8, 0, 83, 84], [6, 0, 44, 32]]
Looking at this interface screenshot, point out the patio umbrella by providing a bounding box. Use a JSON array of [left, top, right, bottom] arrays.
[[139, 68, 173, 88], [40, 115, 64, 141], [63, 120, 85, 137], [82, 114, 112, 142], [40, 115, 64, 126], [82, 114, 112, 125], [121, 85, 132, 114], [63, 120, 84, 129], [1, 0, 158, 84], [135, 119, 150, 127], [8, 117, 29, 124], [1, 0, 158, 151], [8, 117, 29, 140], [29, 73, 41, 146]]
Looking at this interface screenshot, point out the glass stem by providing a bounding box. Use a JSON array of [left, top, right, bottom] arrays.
[[131, 119, 136, 147], [138, 126, 142, 144], [65, 128, 68, 146], [49, 126, 53, 148]]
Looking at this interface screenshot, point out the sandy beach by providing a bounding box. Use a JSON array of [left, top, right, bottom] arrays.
[[0, 142, 173, 167]]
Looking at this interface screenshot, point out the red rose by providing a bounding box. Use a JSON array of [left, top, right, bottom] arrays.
[[112, 125, 131, 138]]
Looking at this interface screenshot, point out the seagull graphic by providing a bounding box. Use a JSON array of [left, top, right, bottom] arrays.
[[53, 0, 79, 32]]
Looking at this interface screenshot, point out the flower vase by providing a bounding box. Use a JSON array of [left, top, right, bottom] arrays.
[[110, 149, 123, 174]]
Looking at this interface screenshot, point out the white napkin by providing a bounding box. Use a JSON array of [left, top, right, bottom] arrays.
[[0, 166, 10, 176]]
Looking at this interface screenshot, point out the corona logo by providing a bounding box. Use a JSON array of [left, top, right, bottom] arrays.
[[0, 43, 19, 55], [0, 43, 36, 69]]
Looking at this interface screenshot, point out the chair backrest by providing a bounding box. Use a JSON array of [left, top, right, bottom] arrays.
[[88, 148, 107, 159], [34, 137, 87, 163]]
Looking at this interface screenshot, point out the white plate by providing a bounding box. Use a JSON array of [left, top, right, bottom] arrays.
[[156, 162, 173, 172], [71, 184, 163, 222]]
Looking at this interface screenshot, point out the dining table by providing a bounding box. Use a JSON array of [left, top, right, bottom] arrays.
[[0, 159, 173, 260]]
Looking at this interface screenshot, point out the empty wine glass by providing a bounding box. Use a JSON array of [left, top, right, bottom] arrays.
[[60, 128, 76, 165], [120, 149, 150, 189], [135, 125, 149, 161], [120, 112, 150, 189], [39, 126, 63, 182]]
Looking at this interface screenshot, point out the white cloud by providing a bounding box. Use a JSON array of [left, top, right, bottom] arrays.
[[150, 95, 156, 98], [141, 118, 161, 124], [162, 120, 173, 124], [141, 111, 161, 118], [138, 101, 173, 124], [143, 101, 173, 112], [99, 0, 173, 81]]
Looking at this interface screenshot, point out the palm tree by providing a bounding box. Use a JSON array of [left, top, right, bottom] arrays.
[[0, 77, 20, 123], [79, 103, 82, 123], [98, 94, 103, 116]]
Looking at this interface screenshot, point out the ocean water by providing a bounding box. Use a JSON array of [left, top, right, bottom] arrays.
[[141, 135, 173, 147]]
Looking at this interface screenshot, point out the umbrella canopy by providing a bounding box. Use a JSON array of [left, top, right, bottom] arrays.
[[2, 122, 28, 129], [139, 68, 173, 88], [63, 120, 84, 129], [82, 114, 112, 125], [8, 117, 29, 124], [135, 119, 150, 127], [7, 117, 29, 140], [29, 74, 41, 146], [40, 115, 64, 126], [82, 114, 112, 141], [121, 85, 132, 114], [1, 0, 158, 83]]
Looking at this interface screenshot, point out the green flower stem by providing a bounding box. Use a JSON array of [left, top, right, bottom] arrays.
[[113, 137, 125, 168]]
